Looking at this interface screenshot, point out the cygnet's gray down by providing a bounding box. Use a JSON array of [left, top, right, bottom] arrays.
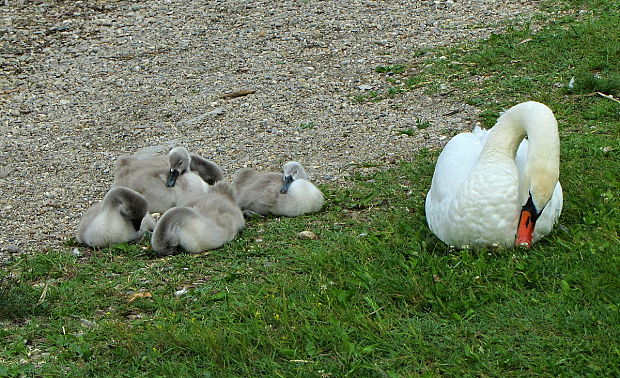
[[112, 147, 224, 213], [77, 187, 155, 248], [150, 181, 245, 256], [234, 161, 324, 217]]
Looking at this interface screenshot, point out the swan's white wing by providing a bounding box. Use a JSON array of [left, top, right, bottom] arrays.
[[425, 129, 488, 244], [534, 182, 563, 242], [427, 129, 487, 203]]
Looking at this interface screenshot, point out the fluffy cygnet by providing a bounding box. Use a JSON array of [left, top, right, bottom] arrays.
[[150, 181, 245, 256], [234, 161, 324, 217], [77, 187, 154, 248]]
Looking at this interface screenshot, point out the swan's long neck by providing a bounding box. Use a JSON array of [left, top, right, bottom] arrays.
[[481, 101, 560, 207]]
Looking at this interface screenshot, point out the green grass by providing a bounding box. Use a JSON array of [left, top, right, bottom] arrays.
[[399, 119, 432, 136], [417, 0, 620, 124], [375, 64, 407, 75], [2, 0, 620, 376]]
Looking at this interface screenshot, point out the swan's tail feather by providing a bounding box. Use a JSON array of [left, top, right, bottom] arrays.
[[472, 125, 485, 135], [114, 154, 137, 172], [471, 125, 490, 144]]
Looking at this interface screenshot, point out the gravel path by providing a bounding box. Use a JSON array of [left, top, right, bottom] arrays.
[[0, 0, 540, 257]]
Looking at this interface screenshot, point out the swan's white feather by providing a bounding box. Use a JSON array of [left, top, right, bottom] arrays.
[[425, 102, 563, 248]]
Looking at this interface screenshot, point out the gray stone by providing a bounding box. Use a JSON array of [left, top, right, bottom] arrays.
[[133, 145, 168, 160], [177, 107, 226, 127], [94, 19, 113, 26]]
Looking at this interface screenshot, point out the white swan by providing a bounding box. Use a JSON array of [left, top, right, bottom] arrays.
[[77, 187, 155, 248], [150, 181, 245, 255], [425, 101, 563, 248], [234, 161, 324, 217]]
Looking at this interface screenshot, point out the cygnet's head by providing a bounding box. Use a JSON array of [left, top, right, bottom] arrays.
[[280, 161, 307, 194], [167, 147, 192, 187]]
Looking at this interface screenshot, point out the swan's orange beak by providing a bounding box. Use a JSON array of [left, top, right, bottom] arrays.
[[516, 209, 535, 247]]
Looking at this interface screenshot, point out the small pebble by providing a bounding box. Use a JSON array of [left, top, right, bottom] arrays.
[[79, 318, 98, 328], [298, 231, 318, 240], [6, 244, 19, 254], [94, 18, 113, 26], [206, 107, 225, 117], [174, 287, 189, 296]]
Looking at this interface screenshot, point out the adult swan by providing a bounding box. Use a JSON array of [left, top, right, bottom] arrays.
[[425, 101, 563, 248]]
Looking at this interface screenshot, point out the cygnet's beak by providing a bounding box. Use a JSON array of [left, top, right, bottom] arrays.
[[280, 175, 294, 194], [166, 169, 180, 187]]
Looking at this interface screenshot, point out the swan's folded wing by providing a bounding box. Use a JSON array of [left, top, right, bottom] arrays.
[[534, 181, 563, 242], [190, 154, 224, 185], [429, 131, 486, 203]]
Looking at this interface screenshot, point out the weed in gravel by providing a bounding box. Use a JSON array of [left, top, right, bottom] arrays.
[[375, 64, 407, 75], [352, 90, 381, 103], [415, 119, 431, 129], [398, 128, 416, 136], [299, 121, 317, 130], [399, 119, 431, 136]]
